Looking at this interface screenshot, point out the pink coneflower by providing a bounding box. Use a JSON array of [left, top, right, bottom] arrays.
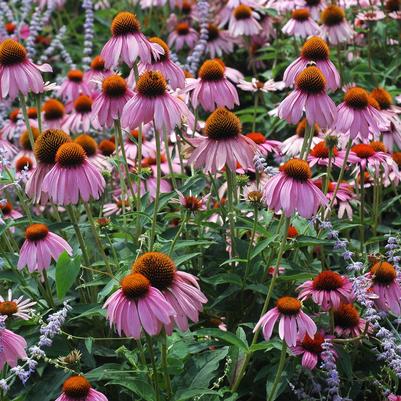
[[63, 95, 93, 134], [15, 126, 39, 162], [245, 132, 281, 155], [370, 87, 401, 151], [98, 139, 116, 157], [25, 129, 72, 204], [0, 319, 27, 369], [350, 143, 388, 171], [314, 180, 355, 219], [357, 9, 385, 22], [92, 74, 133, 129], [2, 109, 20, 140], [320, 5, 355, 45], [254, 296, 317, 347], [308, 141, 358, 168], [58, 69, 91, 103], [278, 66, 337, 129], [14, 155, 35, 178], [336, 87, 383, 139], [122, 71, 189, 133], [297, 270, 353, 311], [333, 303, 367, 337], [84, 55, 111, 89], [75, 134, 111, 171], [0, 201, 23, 221], [103, 197, 131, 216], [290, 332, 327, 369], [237, 77, 285, 93], [282, 9, 320, 38], [17, 223, 72, 273], [284, 36, 340, 91], [228, 5, 262, 37], [206, 23, 234, 58], [101, 12, 163, 68], [131, 252, 207, 333], [42, 98, 66, 129], [367, 261, 401, 315], [56, 376, 108, 401], [42, 142, 106, 205], [104, 272, 175, 338], [0, 39, 52, 100], [168, 21, 198, 51], [176, 190, 210, 212], [133, 37, 185, 90], [281, 119, 323, 157], [389, 395, 401, 401], [142, 153, 181, 176], [304, 0, 326, 20], [187, 108, 257, 173], [0, 131, 17, 160], [263, 158, 328, 217], [185, 59, 239, 111], [0, 289, 36, 320]]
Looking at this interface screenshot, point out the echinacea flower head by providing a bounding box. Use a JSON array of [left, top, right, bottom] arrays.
[[254, 296, 317, 346], [187, 107, 257, 173], [42, 98, 65, 129], [282, 8, 320, 38], [368, 261, 401, 315], [206, 23, 234, 58], [291, 332, 327, 369], [135, 37, 185, 90], [17, 223, 72, 272], [75, 134, 111, 171], [58, 69, 91, 103], [333, 303, 366, 337], [15, 155, 35, 174], [350, 143, 388, 171], [228, 4, 262, 37], [186, 59, 239, 112], [104, 272, 175, 338], [131, 252, 207, 333], [26, 128, 72, 204], [297, 270, 354, 311], [56, 376, 108, 401], [98, 139, 115, 156], [336, 87, 384, 139], [63, 95, 93, 134], [176, 190, 210, 212], [168, 21, 198, 51], [122, 70, 189, 133], [263, 158, 328, 217], [92, 74, 133, 129], [0, 319, 27, 369], [42, 142, 106, 205], [284, 36, 340, 91], [0, 289, 36, 320], [320, 5, 354, 45], [0, 39, 52, 100], [245, 132, 282, 155], [278, 66, 337, 128], [0, 200, 23, 220], [101, 11, 163, 68], [19, 126, 40, 152], [308, 141, 358, 167]]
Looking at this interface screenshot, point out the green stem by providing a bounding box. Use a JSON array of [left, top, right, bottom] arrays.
[[149, 130, 162, 251], [244, 207, 258, 279], [231, 216, 291, 392], [145, 334, 161, 401], [162, 127, 177, 190], [19, 94, 35, 149], [36, 94, 43, 133], [300, 123, 314, 160], [336, 44, 343, 85], [161, 331, 172, 399], [169, 213, 188, 256], [83, 202, 113, 276], [359, 165, 365, 253], [323, 138, 352, 220], [226, 167, 237, 258], [266, 342, 288, 401], [252, 93, 259, 132], [42, 270, 55, 308]]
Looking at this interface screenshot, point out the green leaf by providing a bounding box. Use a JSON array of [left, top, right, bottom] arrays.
[[196, 328, 249, 351], [174, 389, 220, 401], [55, 252, 81, 299], [107, 379, 156, 401]]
